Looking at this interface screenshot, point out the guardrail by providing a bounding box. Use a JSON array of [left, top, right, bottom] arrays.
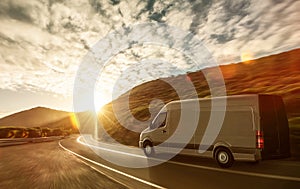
[[0, 136, 66, 147]]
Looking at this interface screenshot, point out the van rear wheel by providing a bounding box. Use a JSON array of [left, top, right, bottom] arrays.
[[143, 141, 154, 157], [215, 147, 234, 168]]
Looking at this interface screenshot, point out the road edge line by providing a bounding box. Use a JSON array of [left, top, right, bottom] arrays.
[[75, 156, 131, 188]]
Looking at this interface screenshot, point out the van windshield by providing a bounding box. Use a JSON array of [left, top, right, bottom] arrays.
[[150, 112, 167, 130]]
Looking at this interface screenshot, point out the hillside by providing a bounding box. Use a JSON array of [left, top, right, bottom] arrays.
[[97, 48, 300, 149], [0, 107, 75, 129]]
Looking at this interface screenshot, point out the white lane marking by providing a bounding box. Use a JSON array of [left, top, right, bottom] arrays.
[[77, 136, 146, 159], [76, 136, 300, 182], [58, 141, 167, 189], [74, 156, 131, 188]]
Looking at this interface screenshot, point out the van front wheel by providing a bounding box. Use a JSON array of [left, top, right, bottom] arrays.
[[215, 147, 234, 168], [143, 141, 154, 157]]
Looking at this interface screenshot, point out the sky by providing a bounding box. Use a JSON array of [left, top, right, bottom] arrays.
[[0, 0, 299, 117]]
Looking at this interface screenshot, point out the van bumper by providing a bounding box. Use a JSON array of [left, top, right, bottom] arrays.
[[139, 141, 143, 148]]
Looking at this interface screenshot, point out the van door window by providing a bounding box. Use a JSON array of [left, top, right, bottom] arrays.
[[151, 112, 167, 129]]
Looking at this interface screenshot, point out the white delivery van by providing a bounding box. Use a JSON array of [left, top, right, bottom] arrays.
[[139, 94, 290, 168]]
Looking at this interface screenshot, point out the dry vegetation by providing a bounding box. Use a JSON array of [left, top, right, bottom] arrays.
[[0, 126, 72, 139], [0, 108, 79, 139], [98, 48, 300, 156]]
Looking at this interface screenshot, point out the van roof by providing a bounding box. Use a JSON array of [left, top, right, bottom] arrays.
[[166, 94, 280, 106]]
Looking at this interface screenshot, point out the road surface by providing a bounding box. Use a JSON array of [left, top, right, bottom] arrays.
[[0, 138, 125, 189], [1, 135, 300, 189]]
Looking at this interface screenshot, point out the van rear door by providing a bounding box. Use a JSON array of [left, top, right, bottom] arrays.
[[259, 95, 290, 159]]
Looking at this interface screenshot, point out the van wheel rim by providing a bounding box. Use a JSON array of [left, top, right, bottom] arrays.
[[218, 152, 229, 164], [145, 145, 152, 154]]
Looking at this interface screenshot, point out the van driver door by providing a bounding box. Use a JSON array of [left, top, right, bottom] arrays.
[[150, 112, 169, 147]]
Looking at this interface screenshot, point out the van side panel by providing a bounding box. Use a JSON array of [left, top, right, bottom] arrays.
[[166, 98, 258, 160], [259, 95, 290, 159], [194, 107, 256, 152]]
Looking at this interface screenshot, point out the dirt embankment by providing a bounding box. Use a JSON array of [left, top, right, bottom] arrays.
[[96, 49, 300, 157]]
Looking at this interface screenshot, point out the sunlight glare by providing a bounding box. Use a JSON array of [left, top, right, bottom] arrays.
[[241, 51, 254, 63], [94, 94, 111, 113], [69, 113, 79, 129]]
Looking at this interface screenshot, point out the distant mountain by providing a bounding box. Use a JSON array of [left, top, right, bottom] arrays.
[[0, 107, 75, 129], [98, 48, 300, 146]]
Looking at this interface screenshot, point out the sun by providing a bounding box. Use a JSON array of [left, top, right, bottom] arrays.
[[94, 95, 111, 113], [241, 51, 254, 63]]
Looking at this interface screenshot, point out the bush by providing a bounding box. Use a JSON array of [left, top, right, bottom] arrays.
[[26, 128, 42, 138], [0, 128, 10, 138]]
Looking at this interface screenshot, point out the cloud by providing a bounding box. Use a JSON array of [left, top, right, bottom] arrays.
[[194, 0, 300, 62], [0, 0, 299, 110]]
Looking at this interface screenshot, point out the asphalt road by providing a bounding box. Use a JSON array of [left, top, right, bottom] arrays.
[[1, 135, 300, 189], [0, 139, 125, 189], [62, 135, 300, 189]]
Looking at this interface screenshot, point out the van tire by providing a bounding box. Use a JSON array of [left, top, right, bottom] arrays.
[[215, 147, 234, 168], [143, 141, 154, 157]]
